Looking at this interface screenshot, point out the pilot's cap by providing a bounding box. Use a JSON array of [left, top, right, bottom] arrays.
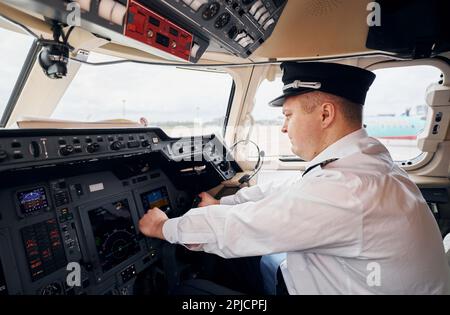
[[269, 62, 376, 107]]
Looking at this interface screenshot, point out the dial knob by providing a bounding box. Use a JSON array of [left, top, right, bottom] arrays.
[[219, 161, 230, 172], [59, 145, 74, 156], [87, 142, 100, 153], [110, 141, 124, 151]]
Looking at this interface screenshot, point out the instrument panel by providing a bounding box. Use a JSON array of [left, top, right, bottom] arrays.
[[140, 0, 288, 58], [0, 128, 241, 295], [0, 130, 156, 170], [4, 0, 287, 62], [0, 128, 238, 180], [0, 169, 178, 295]]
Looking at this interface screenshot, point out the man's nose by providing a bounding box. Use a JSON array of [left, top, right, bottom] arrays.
[[281, 122, 288, 133]]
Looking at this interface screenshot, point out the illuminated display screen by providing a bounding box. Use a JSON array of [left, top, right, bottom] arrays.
[[141, 187, 172, 212], [88, 199, 141, 273], [21, 219, 67, 281], [17, 187, 49, 216]]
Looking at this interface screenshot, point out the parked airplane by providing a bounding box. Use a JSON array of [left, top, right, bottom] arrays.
[[364, 105, 428, 140]]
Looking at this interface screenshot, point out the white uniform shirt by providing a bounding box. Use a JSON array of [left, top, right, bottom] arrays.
[[163, 129, 450, 294]]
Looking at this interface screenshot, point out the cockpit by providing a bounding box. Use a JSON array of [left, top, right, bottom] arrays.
[[0, 0, 449, 297]]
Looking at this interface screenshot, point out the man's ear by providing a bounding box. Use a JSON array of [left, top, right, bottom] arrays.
[[320, 102, 336, 128]]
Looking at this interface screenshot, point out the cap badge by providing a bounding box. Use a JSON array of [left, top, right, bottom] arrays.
[[283, 80, 322, 91]]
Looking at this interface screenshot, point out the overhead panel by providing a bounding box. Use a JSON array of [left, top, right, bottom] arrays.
[[3, 0, 287, 63]]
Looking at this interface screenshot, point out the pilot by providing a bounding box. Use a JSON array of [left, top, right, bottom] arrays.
[[139, 61, 450, 294]]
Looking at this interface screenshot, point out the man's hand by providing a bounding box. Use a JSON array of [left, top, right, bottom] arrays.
[[139, 207, 169, 240], [198, 192, 220, 207]]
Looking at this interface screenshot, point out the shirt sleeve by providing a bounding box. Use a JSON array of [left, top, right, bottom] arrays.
[[163, 174, 363, 259], [219, 175, 299, 205]]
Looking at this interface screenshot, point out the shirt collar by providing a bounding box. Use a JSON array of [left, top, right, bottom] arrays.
[[305, 128, 369, 170]]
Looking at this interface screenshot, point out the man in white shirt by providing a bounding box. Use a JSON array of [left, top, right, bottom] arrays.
[[139, 62, 450, 294]]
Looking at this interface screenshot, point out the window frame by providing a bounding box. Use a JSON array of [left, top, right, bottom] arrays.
[[222, 81, 236, 137], [367, 58, 448, 171], [244, 59, 448, 171]]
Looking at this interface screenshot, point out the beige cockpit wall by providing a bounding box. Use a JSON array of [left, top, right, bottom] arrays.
[[251, 0, 374, 60]]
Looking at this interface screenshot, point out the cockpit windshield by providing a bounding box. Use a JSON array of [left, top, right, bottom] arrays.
[[50, 52, 234, 137]]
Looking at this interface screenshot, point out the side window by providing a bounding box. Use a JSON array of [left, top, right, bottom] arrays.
[[251, 65, 442, 161], [364, 65, 442, 161], [250, 78, 290, 158]]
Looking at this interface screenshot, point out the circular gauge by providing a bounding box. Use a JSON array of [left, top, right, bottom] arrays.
[[214, 12, 231, 29], [102, 230, 136, 261], [110, 238, 130, 260], [202, 2, 221, 21]]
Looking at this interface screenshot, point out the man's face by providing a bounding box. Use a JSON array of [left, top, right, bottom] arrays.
[[281, 95, 322, 161]]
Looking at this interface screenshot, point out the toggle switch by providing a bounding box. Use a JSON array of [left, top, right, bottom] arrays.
[[253, 6, 267, 21], [234, 31, 247, 42], [238, 38, 249, 47], [111, 2, 127, 25], [263, 18, 275, 30], [98, 0, 115, 21], [190, 0, 208, 12], [249, 0, 264, 15], [238, 35, 254, 48], [258, 12, 271, 25], [190, 43, 200, 58], [99, 0, 126, 25]]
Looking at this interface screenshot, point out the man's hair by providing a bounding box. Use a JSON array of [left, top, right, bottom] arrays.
[[299, 91, 363, 125]]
